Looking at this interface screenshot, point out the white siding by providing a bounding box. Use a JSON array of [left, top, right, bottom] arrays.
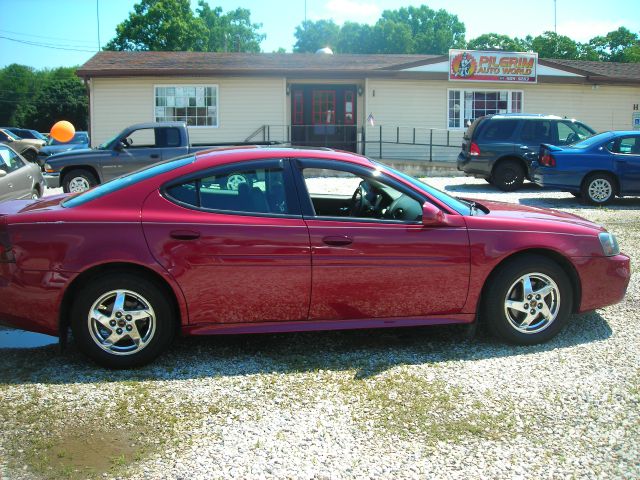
[[90, 76, 285, 147]]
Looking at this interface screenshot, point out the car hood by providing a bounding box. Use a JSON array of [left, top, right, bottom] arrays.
[[471, 198, 604, 231], [41, 144, 88, 155]]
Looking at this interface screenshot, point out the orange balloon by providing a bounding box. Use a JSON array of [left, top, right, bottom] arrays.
[[50, 121, 75, 143]]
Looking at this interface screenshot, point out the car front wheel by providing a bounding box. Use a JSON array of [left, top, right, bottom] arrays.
[[63, 169, 97, 193], [71, 273, 175, 368], [482, 255, 573, 345], [581, 173, 616, 205]]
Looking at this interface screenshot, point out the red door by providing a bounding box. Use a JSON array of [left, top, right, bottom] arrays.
[[141, 160, 311, 325]]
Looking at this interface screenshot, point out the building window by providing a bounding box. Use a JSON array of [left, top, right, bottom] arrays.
[[448, 89, 523, 129], [154, 85, 218, 127]]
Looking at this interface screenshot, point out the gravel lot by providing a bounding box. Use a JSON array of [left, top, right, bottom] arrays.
[[1, 176, 639, 480]]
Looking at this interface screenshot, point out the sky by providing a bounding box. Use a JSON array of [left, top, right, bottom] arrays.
[[1, 0, 639, 69]]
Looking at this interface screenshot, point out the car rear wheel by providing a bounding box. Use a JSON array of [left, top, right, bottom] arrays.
[[63, 169, 97, 193], [581, 173, 616, 205], [71, 273, 175, 368], [492, 161, 525, 191], [482, 255, 572, 345]]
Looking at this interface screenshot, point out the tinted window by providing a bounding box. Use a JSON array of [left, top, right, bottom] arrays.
[[166, 165, 289, 215], [478, 120, 518, 141], [521, 120, 553, 144], [63, 156, 195, 208], [156, 128, 181, 148], [610, 136, 640, 154]]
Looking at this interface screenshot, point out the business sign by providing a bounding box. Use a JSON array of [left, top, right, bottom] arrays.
[[449, 49, 538, 83], [633, 112, 640, 130]]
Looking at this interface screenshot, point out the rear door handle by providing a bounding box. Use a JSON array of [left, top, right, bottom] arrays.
[[322, 235, 353, 246], [170, 230, 201, 240], [150, 154, 160, 159], [520, 146, 529, 150]]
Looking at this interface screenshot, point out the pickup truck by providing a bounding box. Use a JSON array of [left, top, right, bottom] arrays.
[[43, 122, 278, 193]]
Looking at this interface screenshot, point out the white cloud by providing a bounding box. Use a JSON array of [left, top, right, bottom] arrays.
[[322, 0, 381, 25]]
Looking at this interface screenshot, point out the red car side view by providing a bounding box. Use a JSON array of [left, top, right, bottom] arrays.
[[0, 148, 630, 368]]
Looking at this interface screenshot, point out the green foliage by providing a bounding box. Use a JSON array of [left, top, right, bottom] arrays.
[[294, 4, 465, 54], [105, 0, 264, 52], [589, 27, 640, 62], [467, 33, 529, 52], [293, 20, 340, 53], [0, 65, 87, 131]]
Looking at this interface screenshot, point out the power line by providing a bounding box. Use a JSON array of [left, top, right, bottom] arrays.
[[0, 35, 98, 53], [0, 29, 97, 46]]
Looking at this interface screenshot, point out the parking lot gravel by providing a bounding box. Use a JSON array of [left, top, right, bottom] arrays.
[[1, 176, 638, 480]]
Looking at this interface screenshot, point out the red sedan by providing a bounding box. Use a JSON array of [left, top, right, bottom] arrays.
[[0, 148, 630, 368]]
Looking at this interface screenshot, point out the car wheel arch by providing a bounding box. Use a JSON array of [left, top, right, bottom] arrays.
[[581, 170, 620, 196], [61, 165, 100, 186], [58, 262, 184, 344], [476, 249, 582, 320], [491, 156, 528, 178]]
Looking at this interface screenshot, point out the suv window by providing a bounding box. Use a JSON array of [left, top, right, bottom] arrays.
[[166, 163, 289, 215], [520, 120, 554, 144], [478, 120, 518, 141]]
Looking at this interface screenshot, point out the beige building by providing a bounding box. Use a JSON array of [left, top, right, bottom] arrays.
[[77, 51, 640, 161]]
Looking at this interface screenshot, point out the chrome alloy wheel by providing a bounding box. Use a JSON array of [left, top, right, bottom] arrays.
[[68, 176, 91, 193], [587, 178, 613, 203], [88, 289, 156, 356], [503, 273, 560, 334], [226, 174, 247, 191]]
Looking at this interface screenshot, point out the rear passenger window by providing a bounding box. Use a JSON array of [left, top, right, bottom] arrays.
[[479, 120, 518, 141], [165, 166, 289, 215], [521, 120, 553, 144]]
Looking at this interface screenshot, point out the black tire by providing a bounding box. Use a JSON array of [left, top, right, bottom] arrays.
[[63, 169, 97, 193], [492, 161, 525, 191], [30, 188, 40, 200], [482, 255, 573, 345], [581, 173, 616, 205], [71, 273, 175, 368]]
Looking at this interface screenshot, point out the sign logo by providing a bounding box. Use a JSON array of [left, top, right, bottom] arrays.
[[451, 52, 477, 79], [449, 49, 538, 84]]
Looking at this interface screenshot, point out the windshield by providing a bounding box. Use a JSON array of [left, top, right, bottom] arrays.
[[374, 161, 471, 215], [97, 133, 120, 150], [47, 132, 89, 146], [570, 131, 615, 149], [63, 155, 195, 208]]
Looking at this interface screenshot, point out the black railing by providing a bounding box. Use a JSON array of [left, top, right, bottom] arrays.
[[249, 124, 463, 162]]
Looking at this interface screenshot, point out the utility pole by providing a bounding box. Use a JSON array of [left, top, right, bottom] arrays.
[[305, 0, 307, 26], [96, 0, 101, 50], [554, 0, 557, 34]]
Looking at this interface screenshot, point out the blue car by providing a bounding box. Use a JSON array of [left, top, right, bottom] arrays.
[[37, 131, 90, 165], [532, 131, 640, 205]]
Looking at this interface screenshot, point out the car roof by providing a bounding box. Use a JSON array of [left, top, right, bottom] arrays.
[[194, 145, 375, 169], [484, 113, 565, 120]]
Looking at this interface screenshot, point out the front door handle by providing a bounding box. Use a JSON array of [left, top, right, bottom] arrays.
[[170, 230, 201, 240], [322, 235, 353, 246], [520, 145, 529, 150]]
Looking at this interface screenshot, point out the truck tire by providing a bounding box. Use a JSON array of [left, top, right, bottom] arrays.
[[63, 169, 98, 193]]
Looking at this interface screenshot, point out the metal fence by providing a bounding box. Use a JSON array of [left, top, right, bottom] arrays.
[[245, 125, 464, 162]]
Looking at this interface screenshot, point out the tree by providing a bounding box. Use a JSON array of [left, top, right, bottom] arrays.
[[589, 27, 640, 62], [0, 64, 37, 126], [293, 20, 340, 52], [105, 0, 207, 51], [22, 78, 88, 132], [336, 22, 374, 54], [529, 31, 581, 59], [467, 33, 529, 52], [196, 2, 264, 52], [374, 5, 465, 54]]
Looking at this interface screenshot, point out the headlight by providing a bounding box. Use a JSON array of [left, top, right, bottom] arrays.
[[44, 163, 56, 173], [598, 232, 620, 256]]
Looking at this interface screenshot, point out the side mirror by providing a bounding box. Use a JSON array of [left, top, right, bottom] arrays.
[[0, 169, 6, 178], [422, 201, 446, 226]]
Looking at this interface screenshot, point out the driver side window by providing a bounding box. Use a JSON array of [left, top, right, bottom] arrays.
[[301, 167, 422, 222]]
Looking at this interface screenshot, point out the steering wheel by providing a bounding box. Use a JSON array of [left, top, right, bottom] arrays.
[[566, 132, 579, 145], [350, 184, 365, 216]]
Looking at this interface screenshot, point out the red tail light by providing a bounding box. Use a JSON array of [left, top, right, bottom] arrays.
[[540, 153, 556, 167], [470, 142, 481, 156]]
